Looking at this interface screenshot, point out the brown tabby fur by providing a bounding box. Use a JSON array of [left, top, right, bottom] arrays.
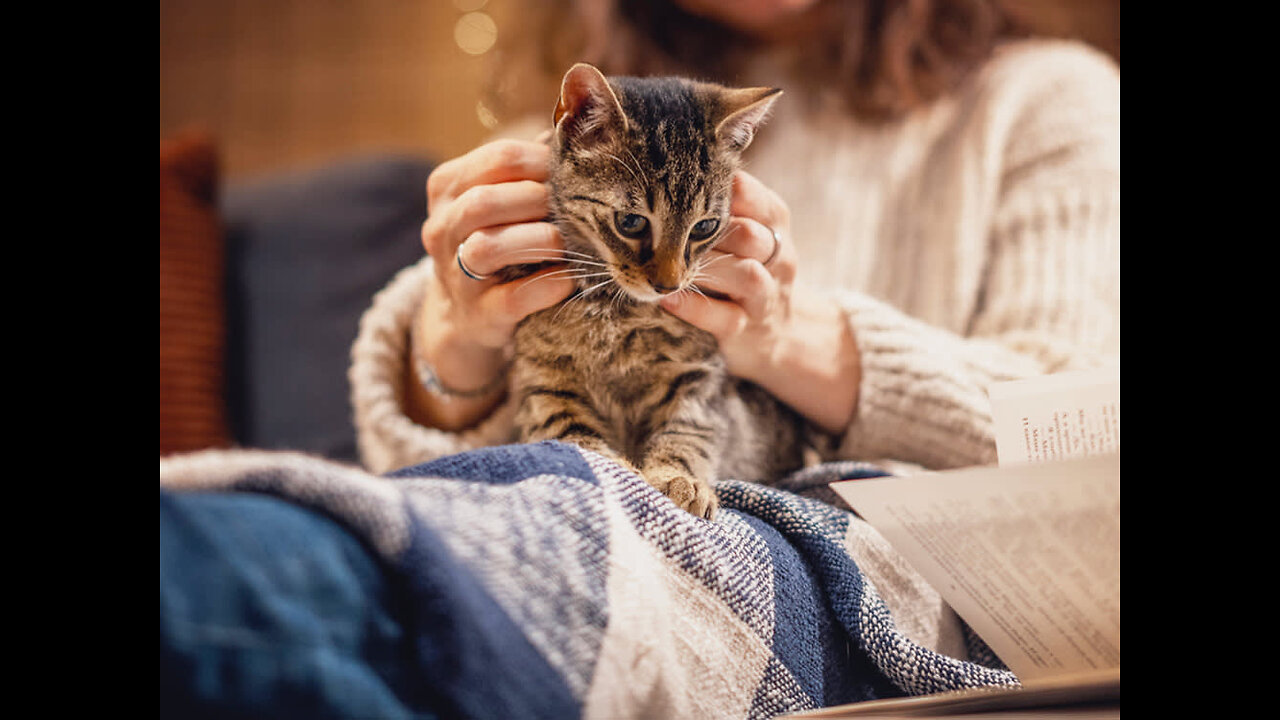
[[510, 64, 807, 519]]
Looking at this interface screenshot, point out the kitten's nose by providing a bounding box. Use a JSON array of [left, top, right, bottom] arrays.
[[652, 282, 679, 295]]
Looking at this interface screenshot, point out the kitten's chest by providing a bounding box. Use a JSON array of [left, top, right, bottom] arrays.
[[514, 299, 720, 391]]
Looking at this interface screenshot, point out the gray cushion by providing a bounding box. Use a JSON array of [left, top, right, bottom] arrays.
[[222, 154, 433, 463]]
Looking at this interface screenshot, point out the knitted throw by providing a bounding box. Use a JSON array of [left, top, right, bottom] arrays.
[[160, 442, 1017, 718]]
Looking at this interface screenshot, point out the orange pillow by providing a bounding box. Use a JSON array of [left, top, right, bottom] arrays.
[[159, 129, 231, 454]]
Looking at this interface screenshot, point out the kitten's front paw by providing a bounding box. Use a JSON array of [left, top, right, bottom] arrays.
[[645, 467, 719, 520]]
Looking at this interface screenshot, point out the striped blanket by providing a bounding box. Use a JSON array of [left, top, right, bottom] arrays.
[[159, 440, 1017, 718]]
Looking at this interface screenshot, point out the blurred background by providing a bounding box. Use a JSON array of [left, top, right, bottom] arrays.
[[159, 0, 1119, 182]]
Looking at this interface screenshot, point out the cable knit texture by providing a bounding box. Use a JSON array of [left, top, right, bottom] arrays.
[[350, 39, 1120, 474], [350, 256, 521, 473]]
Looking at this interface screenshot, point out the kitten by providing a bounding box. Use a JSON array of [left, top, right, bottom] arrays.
[[511, 63, 808, 519]]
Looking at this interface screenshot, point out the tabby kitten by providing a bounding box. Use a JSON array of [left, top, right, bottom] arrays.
[[511, 63, 807, 519]]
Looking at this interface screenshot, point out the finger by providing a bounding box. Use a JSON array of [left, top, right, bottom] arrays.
[[427, 140, 550, 204], [713, 217, 777, 266], [693, 252, 774, 320], [437, 180, 550, 257], [456, 222, 565, 287], [713, 216, 795, 286], [475, 265, 576, 331], [659, 291, 747, 341], [731, 170, 789, 229]]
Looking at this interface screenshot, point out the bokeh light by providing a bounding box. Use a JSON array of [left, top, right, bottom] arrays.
[[454, 11, 497, 55], [475, 99, 499, 130]]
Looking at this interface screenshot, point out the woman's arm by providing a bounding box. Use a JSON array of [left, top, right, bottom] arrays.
[[350, 139, 575, 473], [350, 258, 514, 474], [836, 45, 1121, 469]]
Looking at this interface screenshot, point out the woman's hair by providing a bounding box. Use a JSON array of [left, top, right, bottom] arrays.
[[489, 0, 1020, 123]]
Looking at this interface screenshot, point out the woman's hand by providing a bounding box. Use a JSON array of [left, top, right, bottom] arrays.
[[660, 170, 862, 434], [409, 139, 575, 431]]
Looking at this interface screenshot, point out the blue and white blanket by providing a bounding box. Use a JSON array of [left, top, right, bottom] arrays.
[[159, 440, 1017, 719]]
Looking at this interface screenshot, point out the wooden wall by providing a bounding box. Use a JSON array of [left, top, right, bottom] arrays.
[[159, 0, 1119, 182], [159, 0, 505, 180]]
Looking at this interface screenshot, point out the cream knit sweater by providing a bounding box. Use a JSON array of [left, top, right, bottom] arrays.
[[349, 39, 1120, 475]]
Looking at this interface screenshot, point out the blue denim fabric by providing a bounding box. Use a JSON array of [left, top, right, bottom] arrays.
[[158, 490, 430, 719]]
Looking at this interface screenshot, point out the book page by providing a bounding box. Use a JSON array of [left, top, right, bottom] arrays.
[[988, 366, 1120, 466], [830, 456, 1120, 682]]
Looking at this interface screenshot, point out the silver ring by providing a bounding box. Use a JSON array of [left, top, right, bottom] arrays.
[[456, 245, 491, 281], [763, 226, 782, 267]]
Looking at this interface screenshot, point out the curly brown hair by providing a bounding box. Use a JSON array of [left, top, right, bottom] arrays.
[[488, 0, 1021, 123]]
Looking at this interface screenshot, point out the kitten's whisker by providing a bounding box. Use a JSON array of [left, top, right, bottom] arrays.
[[579, 278, 615, 298], [551, 248, 605, 260], [501, 255, 609, 269], [565, 273, 615, 285], [623, 149, 646, 181], [518, 266, 583, 281], [553, 289, 582, 321], [495, 249, 609, 267], [553, 276, 615, 321], [695, 254, 733, 273], [686, 283, 710, 300], [517, 268, 612, 291], [499, 247, 602, 261], [531, 268, 611, 282], [601, 152, 642, 185]]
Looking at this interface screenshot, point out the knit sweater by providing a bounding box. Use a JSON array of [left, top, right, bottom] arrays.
[[349, 39, 1120, 475]]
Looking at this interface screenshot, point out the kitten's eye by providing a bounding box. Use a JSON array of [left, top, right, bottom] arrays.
[[614, 212, 650, 239], [689, 218, 720, 241]]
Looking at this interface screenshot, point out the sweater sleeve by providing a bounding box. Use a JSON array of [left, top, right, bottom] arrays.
[[349, 255, 519, 474], [832, 43, 1121, 470]]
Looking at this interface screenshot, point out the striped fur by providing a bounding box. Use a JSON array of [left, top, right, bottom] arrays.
[[512, 65, 804, 518]]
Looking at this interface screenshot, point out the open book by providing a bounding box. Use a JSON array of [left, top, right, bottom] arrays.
[[789, 366, 1120, 718]]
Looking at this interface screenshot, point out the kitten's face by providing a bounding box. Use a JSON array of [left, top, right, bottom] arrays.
[[549, 65, 780, 302]]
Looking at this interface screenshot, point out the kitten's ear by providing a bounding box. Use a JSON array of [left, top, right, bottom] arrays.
[[554, 63, 628, 149], [714, 87, 782, 153]]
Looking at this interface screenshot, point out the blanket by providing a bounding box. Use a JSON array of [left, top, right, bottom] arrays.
[[159, 440, 1017, 719]]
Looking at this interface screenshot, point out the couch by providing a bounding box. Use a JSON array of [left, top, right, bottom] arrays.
[[160, 129, 431, 463]]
